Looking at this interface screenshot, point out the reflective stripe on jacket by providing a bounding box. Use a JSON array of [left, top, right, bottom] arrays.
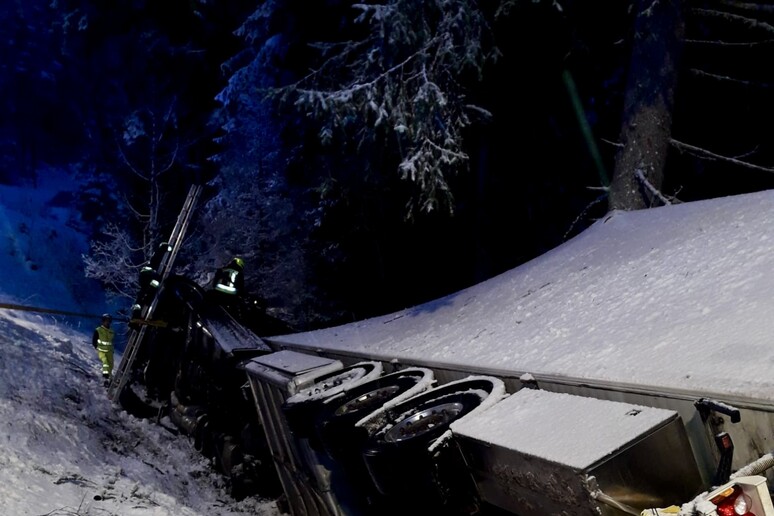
[[95, 326, 114, 352], [214, 267, 240, 294]]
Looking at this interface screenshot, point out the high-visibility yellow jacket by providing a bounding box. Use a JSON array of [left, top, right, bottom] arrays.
[[93, 325, 114, 352]]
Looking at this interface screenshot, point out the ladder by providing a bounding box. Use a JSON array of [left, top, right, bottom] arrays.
[[108, 184, 202, 402]]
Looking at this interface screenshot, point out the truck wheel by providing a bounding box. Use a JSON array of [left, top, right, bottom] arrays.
[[282, 362, 380, 439], [317, 383, 401, 456], [218, 436, 243, 477], [315, 371, 431, 462], [360, 376, 503, 505], [362, 391, 481, 497]]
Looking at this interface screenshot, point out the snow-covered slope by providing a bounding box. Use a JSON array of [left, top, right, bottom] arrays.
[[0, 169, 280, 515], [0, 308, 281, 516]]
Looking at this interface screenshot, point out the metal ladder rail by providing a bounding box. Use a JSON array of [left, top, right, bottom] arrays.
[[108, 184, 201, 401], [107, 272, 172, 401], [107, 185, 200, 401], [107, 184, 201, 402], [107, 297, 158, 401], [156, 184, 202, 283]]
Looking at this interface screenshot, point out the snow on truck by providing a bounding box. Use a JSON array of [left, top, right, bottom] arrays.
[[117, 189, 774, 515]]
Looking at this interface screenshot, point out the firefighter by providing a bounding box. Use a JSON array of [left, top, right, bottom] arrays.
[[92, 314, 115, 386], [131, 242, 172, 327], [139, 242, 171, 291], [212, 256, 245, 296]]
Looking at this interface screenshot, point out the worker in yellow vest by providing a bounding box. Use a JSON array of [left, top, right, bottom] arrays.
[[92, 314, 115, 387], [212, 256, 245, 296]]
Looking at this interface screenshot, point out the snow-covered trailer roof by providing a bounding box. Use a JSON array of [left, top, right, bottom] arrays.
[[267, 190, 774, 403]]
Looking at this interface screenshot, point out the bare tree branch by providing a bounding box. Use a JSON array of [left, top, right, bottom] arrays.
[[692, 8, 774, 35], [158, 103, 180, 174], [688, 67, 774, 88], [124, 196, 148, 220], [641, 0, 661, 18], [670, 138, 774, 173], [634, 168, 673, 206], [714, 0, 774, 15], [563, 193, 607, 240], [83, 223, 143, 300], [601, 138, 624, 148], [117, 140, 148, 181], [160, 146, 179, 174], [86, 104, 184, 298], [685, 37, 774, 46]]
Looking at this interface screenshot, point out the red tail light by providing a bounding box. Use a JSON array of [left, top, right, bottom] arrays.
[[712, 485, 756, 516]]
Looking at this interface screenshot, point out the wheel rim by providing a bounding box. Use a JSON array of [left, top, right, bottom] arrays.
[[335, 385, 401, 416], [384, 402, 464, 443], [296, 368, 367, 399]]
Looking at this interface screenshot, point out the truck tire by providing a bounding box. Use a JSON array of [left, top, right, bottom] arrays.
[[315, 369, 432, 462], [217, 436, 243, 477], [362, 391, 481, 495], [282, 362, 381, 440], [359, 377, 501, 510]]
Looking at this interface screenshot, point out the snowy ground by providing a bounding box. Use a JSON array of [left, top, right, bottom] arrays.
[[0, 308, 282, 516], [0, 169, 281, 515]]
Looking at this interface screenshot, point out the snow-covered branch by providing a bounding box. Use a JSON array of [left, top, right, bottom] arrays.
[[634, 168, 672, 206], [693, 8, 774, 35], [117, 141, 148, 181], [689, 67, 774, 88], [82, 223, 142, 300], [670, 138, 774, 173], [685, 37, 774, 46], [264, 0, 501, 216], [714, 0, 774, 15]]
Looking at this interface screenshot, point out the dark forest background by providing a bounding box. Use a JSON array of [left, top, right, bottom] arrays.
[[3, 0, 774, 332]]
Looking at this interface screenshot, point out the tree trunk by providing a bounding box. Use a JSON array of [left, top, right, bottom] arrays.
[[609, 0, 685, 211]]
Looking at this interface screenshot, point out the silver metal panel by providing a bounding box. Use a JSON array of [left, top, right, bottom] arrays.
[[244, 351, 346, 516], [247, 349, 340, 375], [531, 378, 774, 487], [451, 390, 703, 515], [243, 350, 343, 394]]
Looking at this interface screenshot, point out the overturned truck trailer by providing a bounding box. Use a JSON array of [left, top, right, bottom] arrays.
[[127, 191, 774, 513], [239, 191, 774, 515], [241, 349, 716, 515], [118, 275, 285, 501]]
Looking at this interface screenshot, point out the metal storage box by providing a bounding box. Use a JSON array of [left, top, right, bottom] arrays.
[[450, 389, 703, 515]]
